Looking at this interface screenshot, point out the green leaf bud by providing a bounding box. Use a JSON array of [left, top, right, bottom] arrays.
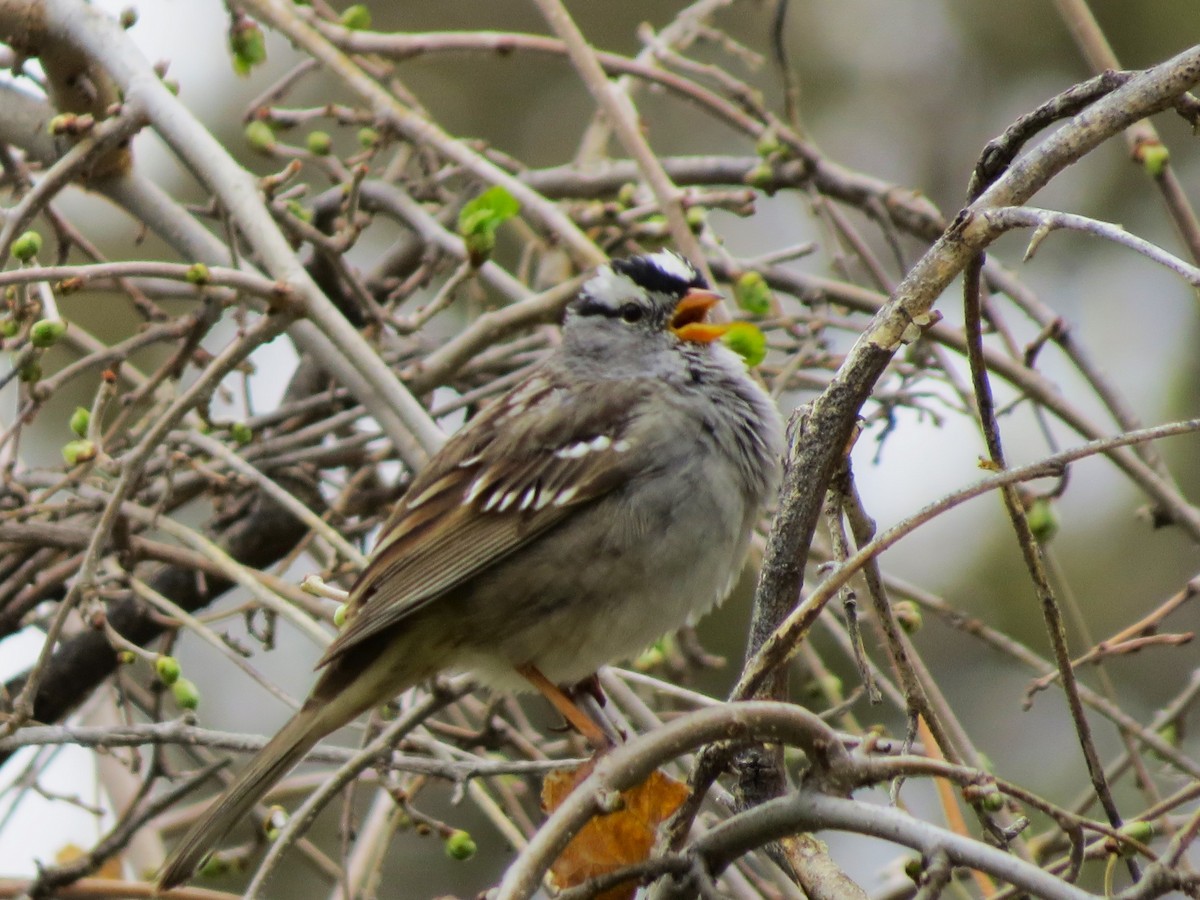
[[69, 406, 90, 438], [720, 322, 767, 368], [155, 655, 182, 686], [12, 231, 43, 262], [172, 677, 201, 710], [444, 829, 477, 861], [30, 318, 67, 348], [62, 439, 97, 466]]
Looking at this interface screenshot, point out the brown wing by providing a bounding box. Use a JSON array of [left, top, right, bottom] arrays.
[[317, 371, 652, 667]]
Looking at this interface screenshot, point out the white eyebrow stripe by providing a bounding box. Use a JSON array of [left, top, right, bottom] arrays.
[[589, 435, 611, 452], [647, 249, 698, 282]]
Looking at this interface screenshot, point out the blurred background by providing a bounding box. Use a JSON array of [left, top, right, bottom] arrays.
[[1, 0, 1198, 896]]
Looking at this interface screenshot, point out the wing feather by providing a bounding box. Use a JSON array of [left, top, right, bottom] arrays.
[[318, 372, 653, 667]]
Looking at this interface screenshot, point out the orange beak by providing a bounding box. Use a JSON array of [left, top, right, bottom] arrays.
[[670, 288, 728, 343]]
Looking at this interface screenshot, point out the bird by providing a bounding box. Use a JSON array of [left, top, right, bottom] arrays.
[[157, 249, 784, 889]]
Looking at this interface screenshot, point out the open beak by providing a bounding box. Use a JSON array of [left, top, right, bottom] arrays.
[[670, 288, 728, 344]]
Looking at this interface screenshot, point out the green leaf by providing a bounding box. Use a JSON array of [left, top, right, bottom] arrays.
[[458, 186, 520, 235], [457, 187, 520, 264], [720, 321, 767, 367], [733, 271, 772, 316]]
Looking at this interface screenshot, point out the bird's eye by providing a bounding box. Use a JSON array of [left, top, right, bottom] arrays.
[[620, 303, 644, 323]]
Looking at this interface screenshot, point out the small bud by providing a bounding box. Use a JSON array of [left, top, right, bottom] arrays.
[[62, 439, 97, 466], [804, 673, 843, 700], [185, 263, 211, 285], [69, 406, 90, 438], [333, 603, 349, 628], [894, 600, 923, 634], [755, 127, 784, 158], [119, 7, 137, 28], [155, 655, 182, 686], [339, 4, 371, 30], [444, 829, 477, 861], [30, 318, 67, 348], [285, 200, 314, 224], [118, 649, 137, 665], [378, 701, 399, 721], [463, 230, 494, 267], [357, 127, 380, 149], [0, 318, 19, 338], [903, 856, 922, 882], [198, 852, 230, 879], [1136, 140, 1169, 178], [230, 422, 253, 445], [744, 162, 775, 192], [12, 231, 43, 262], [172, 677, 201, 710], [733, 270, 772, 316], [18, 360, 42, 383], [720, 322, 767, 368], [230, 19, 268, 76], [685, 206, 706, 232], [1026, 497, 1059, 544], [1114, 820, 1154, 856], [306, 130, 333, 156], [616, 182, 637, 207], [979, 788, 1005, 813], [244, 120, 276, 154], [46, 114, 75, 136]]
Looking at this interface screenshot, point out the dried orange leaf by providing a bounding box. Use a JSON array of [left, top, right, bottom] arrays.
[[542, 764, 689, 900]]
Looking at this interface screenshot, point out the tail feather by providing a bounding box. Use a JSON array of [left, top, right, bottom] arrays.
[[157, 707, 326, 890]]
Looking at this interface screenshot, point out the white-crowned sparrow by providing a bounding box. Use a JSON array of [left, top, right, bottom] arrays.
[[158, 250, 784, 889]]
